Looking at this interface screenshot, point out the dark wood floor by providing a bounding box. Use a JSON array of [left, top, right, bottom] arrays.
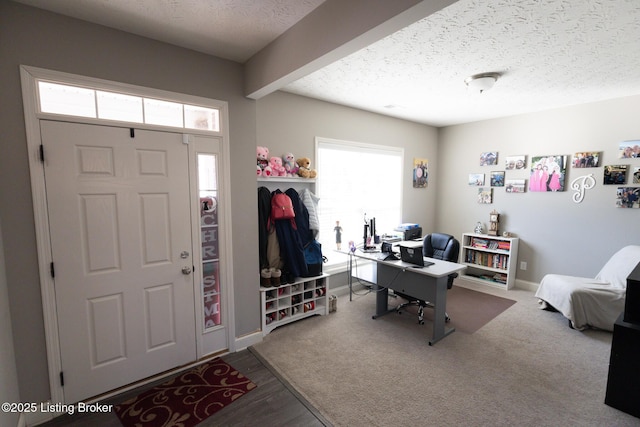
[[40, 348, 331, 427]]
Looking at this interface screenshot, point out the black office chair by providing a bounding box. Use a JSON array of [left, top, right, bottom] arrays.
[[396, 233, 460, 324]]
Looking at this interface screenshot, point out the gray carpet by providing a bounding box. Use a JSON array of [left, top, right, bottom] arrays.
[[251, 280, 639, 427]]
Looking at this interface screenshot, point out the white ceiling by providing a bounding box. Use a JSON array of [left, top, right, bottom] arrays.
[[14, 0, 640, 127]]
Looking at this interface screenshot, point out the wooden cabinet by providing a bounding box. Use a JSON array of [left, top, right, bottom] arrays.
[[260, 275, 329, 335], [460, 233, 519, 289]]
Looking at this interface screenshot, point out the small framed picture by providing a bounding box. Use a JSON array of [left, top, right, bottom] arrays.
[[468, 173, 485, 186], [505, 155, 526, 170], [505, 179, 526, 193], [480, 152, 498, 166], [619, 141, 640, 159], [572, 152, 600, 168], [604, 165, 628, 185], [490, 171, 505, 187], [478, 188, 493, 204], [633, 167, 640, 184], [616, 187, 640, 208]]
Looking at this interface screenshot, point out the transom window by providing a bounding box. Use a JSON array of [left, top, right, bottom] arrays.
[[37, 81, 220, 132]]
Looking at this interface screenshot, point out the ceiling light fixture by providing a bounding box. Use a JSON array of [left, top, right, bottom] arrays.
[[464, 72, 501, 94]]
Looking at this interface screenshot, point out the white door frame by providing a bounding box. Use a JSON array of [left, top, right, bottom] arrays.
[[19, 65, 235, 405]]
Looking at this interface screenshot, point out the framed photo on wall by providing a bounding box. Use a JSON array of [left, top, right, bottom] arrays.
[[480, 152, 498, 166], [469, 173, 485, 186], [413, 158, 428, 188], [505, 179, 526, 193], [490, 171, 505, 187], [529, 155, 567, 192], [604, 165, 628, 185], [505, 155, 526, 170], [619, 140, 640, 158], [616, 187, 640, 208], [572, 152, 600, 168], [477, 188, 492, 204]]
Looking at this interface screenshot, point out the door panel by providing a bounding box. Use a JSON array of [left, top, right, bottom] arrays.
[[41, 120, 196, 403]]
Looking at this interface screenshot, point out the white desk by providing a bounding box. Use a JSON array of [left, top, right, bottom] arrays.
[[348, 244, 466, 345]]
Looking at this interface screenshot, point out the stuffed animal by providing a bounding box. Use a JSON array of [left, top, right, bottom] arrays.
[[282, 153, 298, 177], [257, 146, 272, 177], [269, 156, 286, 176], [296, 157, 317, 178]]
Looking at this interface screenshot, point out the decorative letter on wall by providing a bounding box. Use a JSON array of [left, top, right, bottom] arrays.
[[571, 174, 596, 203]]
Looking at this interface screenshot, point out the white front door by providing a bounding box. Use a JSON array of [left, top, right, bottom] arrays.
[[41, 120, 197, 403]]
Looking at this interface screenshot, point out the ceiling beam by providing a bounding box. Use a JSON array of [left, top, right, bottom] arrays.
[[244, 0, 458, 99]]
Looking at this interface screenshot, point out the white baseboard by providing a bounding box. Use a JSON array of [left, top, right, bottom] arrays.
[[515, 279, 539, 292], [233, 330, 263, 351]]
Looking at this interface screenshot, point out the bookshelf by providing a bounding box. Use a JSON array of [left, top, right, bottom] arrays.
[[460, 233, 519, 289]]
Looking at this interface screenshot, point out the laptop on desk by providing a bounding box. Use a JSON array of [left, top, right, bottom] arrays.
[[399, 245, 434, 268]]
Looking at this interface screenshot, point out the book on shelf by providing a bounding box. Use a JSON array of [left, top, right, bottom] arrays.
[[469, 236, 511, 251], [470, 237, 489, 248], [465, 251, 509, 270]]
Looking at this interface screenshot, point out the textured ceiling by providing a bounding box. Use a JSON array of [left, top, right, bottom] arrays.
[[12, 0, 325, 63], [283, 0, 640, 126], [13, 0, 640, 127]]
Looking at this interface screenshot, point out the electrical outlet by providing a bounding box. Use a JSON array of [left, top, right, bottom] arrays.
[[520, 261, 527, 270]]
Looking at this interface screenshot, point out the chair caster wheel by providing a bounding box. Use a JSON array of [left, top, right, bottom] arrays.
[[419, 321, 424, 325], [445, 316, 451, 323]]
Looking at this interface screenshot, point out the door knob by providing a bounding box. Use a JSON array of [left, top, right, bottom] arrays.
[[182, 266, 192, 275]]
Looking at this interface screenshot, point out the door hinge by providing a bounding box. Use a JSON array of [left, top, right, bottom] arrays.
[[39, 144, 45, 162], [130, 128, 135, 138], [60, 371, 64, 387], [50, 262, 55, 278]]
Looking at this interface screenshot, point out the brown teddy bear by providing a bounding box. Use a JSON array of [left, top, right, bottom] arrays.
[[296, 157, 317, 178]]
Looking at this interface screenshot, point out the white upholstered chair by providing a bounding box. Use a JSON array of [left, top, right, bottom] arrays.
[[535, 245, 640, 331]]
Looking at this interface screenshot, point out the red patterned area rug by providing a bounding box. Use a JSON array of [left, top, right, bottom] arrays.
[[114, 359, 256, 427]]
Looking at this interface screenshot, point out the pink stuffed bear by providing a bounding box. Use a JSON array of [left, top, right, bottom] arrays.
[[282, 152, 298, 177], [269, 156, 286, 177], [257, 146, 272, 177]]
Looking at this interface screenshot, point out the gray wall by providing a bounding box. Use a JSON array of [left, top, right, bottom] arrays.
[[257, 91, 440, 230], [0, 219, 20, 427], [0, 1, 257, 403], [437, 96, 640, 283]]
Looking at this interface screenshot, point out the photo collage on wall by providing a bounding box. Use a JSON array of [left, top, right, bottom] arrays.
[[611, 140, 640, 208], [468, 140, 640, 207]]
